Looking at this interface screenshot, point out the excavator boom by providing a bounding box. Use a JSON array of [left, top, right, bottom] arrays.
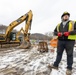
[[5, 10, 32, 39], [16, 27, 25, 42]]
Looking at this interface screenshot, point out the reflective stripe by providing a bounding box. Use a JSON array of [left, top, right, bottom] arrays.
[[68, 21, 76, 40], [57, 23, 60, 32], [68, 35, 76, 40], [69, 22, 73, 31], [68, 21, 75, 31]]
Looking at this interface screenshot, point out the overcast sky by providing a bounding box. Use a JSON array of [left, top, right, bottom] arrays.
[[0, 0, 76, 34]]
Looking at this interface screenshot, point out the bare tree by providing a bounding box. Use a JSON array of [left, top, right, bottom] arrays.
[[45, 32, 53, 38], [0, 24, 18, 34]]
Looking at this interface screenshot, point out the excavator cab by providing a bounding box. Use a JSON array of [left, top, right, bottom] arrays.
[[10, 32, 16, 41]]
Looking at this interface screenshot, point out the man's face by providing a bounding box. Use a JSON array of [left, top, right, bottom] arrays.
[[62, 15, 69, 21]]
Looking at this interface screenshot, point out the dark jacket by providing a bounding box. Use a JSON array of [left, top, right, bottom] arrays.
[[54, 20, 76, 41]]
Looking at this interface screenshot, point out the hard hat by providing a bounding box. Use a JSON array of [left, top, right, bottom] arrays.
[[61, 12, 70, 18]]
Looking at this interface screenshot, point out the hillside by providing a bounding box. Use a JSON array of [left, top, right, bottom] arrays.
[[30, 33, 51, 40]]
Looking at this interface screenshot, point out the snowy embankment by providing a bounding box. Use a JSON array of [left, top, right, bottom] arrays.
[[0, 46, 76, 75]]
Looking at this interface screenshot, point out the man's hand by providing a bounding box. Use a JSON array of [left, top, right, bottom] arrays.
[[64, 32, 69, 36], [58, 32, 62, 37]]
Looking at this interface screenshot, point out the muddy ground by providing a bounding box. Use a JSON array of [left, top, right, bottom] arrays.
[[0, 45, 76, 75]]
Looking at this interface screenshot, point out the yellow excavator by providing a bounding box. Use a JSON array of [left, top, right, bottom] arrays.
[[16, 27, 25, 42], [0, 10, 33, 48]]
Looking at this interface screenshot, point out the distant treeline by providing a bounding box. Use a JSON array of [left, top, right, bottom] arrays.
[[0, 24, 17, 34]]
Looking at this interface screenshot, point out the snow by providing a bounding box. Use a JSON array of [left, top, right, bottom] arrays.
[[0, 46, 76, 75]]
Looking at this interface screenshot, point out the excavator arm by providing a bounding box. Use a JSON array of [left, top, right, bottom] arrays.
[[16, 27, 25, 42], [5, 10, 33, 42]]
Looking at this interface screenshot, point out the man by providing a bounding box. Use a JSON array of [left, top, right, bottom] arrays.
[[48, 12, 76, 74]]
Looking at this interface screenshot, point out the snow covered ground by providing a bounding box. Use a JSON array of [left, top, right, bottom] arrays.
[[0, 46, 76, 75]]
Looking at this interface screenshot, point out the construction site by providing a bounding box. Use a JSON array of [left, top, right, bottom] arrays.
[[0, 0, 76, 75], [0, 10, 76, 75]]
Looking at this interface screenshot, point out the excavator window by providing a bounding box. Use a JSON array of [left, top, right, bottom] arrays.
[[10, 32, 16, 41]]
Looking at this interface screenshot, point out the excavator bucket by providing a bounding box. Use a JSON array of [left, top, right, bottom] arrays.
[[18, 33, 31, 49], [38, 41, 48, 52], [19, 41, 31, 49]]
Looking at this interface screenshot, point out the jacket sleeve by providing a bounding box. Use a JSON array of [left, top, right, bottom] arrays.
[[70, 21, 76, 35], [54, 26, 58, 36]]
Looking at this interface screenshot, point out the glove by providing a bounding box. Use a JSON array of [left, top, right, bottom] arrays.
[[58, 32, 62, 37], [64, 32, 69, 36]]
